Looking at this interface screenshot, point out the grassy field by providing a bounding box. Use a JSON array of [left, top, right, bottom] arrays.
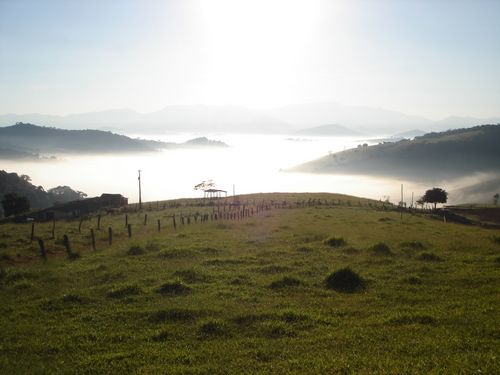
[[0, 193, 499, 374]]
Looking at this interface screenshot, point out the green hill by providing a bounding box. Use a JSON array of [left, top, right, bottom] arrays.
[[292, 124, 500, 180]]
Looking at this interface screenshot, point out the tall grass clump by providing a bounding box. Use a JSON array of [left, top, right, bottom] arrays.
[[325, 267, 365, 293], [269, 276, 303, 289], [157, 281, 191, 296], [418, 252, 443, 262], [324, 236, 346, 247], [369, 242, 393, 256], [127, 244, 145, 256]]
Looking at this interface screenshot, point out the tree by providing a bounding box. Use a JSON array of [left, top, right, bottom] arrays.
[[494, 193, 499, 206], [416, 197, 425, 209], [1, 193, 30, 217], [422, 188, 448, 210], [193, 180, 215, 191], [47, 186, 87, 203]]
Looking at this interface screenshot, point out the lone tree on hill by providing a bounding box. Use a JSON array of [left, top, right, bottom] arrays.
[[422, 188, 448, 210], [1, 193, 30, 217]]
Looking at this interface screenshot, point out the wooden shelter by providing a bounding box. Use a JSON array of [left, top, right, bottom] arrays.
[[203, 189, 227, 199]]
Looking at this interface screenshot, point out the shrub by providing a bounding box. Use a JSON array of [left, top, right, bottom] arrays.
[[370, 242, 393, 256], [324, 236, 346, 247], [491, 236, 500, 245], [325, 267, 365, 293], [157, 281, 191, 296], [418, 252, 443, 262], [270, 276, 303, 289], [127, 245, 145, 256]]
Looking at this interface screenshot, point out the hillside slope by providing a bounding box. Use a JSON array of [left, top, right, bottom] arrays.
[[0, 123, 227, 158], [292, 124, 500, 180]]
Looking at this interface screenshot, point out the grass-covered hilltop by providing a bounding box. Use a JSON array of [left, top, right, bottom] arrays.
[[0, 192, 499, 373]]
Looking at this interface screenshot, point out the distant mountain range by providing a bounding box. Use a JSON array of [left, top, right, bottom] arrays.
[[0, 123, 227, 159], [1, 103, 499, 135], [295, 124, 362, 137], [291, 124, 500, 182]]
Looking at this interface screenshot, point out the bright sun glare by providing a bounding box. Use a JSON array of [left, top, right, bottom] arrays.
[[197, 0, 327, 107]]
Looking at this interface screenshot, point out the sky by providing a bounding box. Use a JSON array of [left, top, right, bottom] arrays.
[[0, 0, 499, 120]]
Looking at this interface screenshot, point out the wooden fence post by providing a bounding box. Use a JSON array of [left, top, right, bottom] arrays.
[[90, 229, 96, 251], [157, 219, 161, 232], [125, 214, 128, 227], [51, 219, 56, 239], [38, 238, 46, 261], [97, 215, 101, 230], [173, 216, 176, 230], [108, 227, 113, 246], [144, 214, 148, 225], [63, 234, 72, 257], [78, 219, 83, 234], [127, 224, 132, 238], [30, 222, 35, 242]]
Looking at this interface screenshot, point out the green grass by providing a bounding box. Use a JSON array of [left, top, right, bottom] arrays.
[[0, 192, 499, 374]]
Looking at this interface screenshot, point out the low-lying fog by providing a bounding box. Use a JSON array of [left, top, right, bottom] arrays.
[[1, 133, 488, 205]]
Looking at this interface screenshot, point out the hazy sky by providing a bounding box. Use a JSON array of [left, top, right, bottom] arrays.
[[1, 0, 499, 119]]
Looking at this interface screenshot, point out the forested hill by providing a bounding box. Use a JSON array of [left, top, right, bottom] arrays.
[[0, 123, 228, 158], [0, 123, 166, 156], [0, 170, 86, 216], [292, 124, 500, 180]]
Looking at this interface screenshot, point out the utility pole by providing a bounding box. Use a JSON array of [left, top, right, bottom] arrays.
[[138, 170, 142, 210], [400, 183, 403, 219]]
